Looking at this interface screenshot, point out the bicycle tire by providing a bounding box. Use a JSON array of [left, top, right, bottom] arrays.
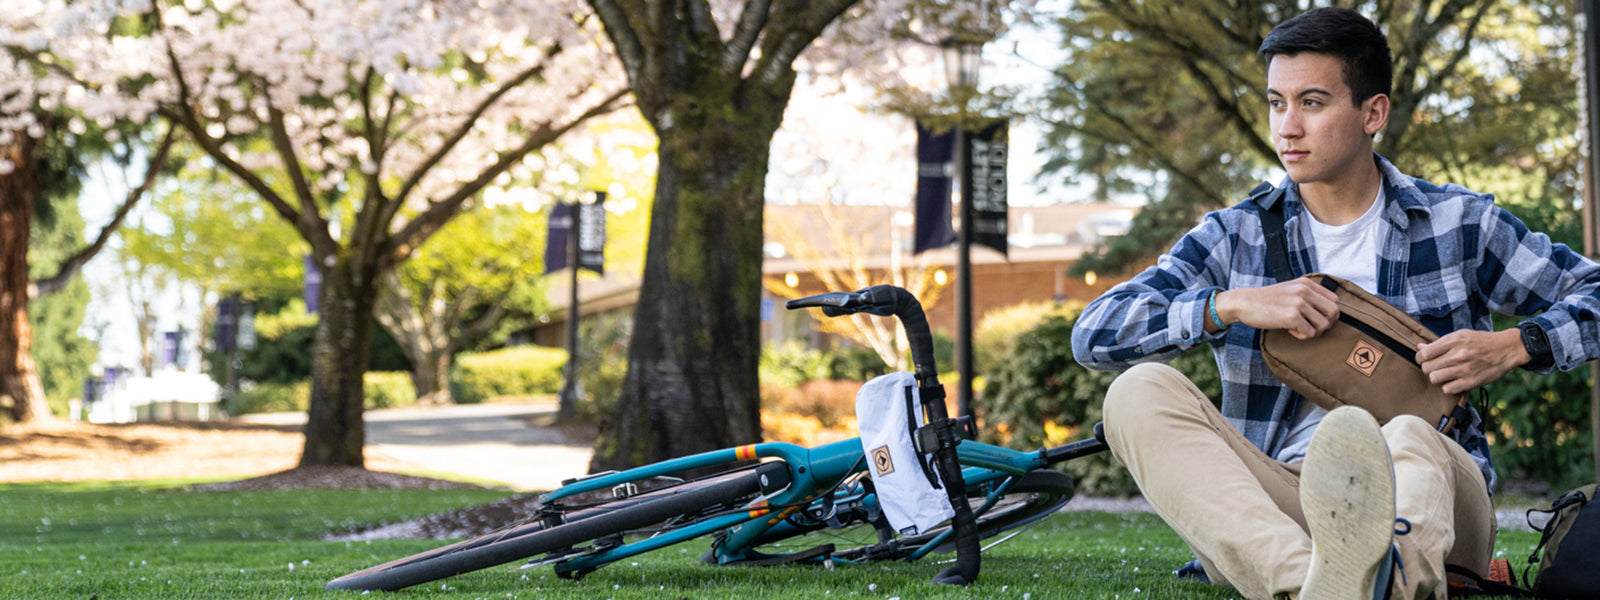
[[761, 469, 1074, 562], [326, 466, 774, 591]]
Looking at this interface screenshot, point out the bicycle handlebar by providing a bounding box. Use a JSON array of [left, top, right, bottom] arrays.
[[788, 285, 978, 585], [786, 285, 939, 384]]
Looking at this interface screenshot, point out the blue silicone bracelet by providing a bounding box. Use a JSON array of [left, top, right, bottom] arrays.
[[1208, 289, 1225, 330]]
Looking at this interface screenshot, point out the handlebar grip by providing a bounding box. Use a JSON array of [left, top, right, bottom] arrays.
[[786, 286, 939, 382]]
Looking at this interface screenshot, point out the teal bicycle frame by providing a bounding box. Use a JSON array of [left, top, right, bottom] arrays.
[[536, 435, 1069, 578]]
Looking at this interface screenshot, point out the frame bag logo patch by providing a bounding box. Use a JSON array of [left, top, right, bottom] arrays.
[[870, 445, 895, 476], [1347, 339, 1383, 376], [856, 372, 954, 535]]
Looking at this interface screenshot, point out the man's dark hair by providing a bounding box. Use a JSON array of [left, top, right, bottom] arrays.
[[1258, 7, 1392, 105]]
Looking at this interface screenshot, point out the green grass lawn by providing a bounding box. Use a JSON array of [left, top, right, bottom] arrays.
[[0, 480, 1542, 599]]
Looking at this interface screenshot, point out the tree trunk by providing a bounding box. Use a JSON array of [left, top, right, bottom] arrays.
[[588, 91, 784, 471], [375, 276, 456, 405], [0, 134, 54, 425], [299, 256, 380, 466], [411, 347, 452, 405]]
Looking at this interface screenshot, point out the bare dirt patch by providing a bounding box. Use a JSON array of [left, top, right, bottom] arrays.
[[0, 419, 456, 489]]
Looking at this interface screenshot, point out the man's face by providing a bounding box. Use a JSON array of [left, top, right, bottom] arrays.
[[1266, 53, 1387, 186]]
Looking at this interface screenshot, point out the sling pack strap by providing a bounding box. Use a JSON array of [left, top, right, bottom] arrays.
[[1251, 183, 1474, 434], [1254, 181, 1294, 283]]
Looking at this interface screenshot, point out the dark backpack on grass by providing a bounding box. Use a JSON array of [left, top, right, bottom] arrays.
[[1523, 484, 1600, 599]]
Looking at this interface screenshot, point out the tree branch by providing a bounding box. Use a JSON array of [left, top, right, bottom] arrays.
[[259, 78, 326, 233], [159, 42, 331, 253], [31, 125, 177, 298], [455, 295, 510, 350], [353, 67, 393, 264], [588, 0, 650, 101], [1179, 55, 1276, 163], [724, 0, 772, 75], [1383, 0, 1490, 155], [381, 87, 630, 269], [1100, 4, 1274, 162], [1051, 69, 1231, 207], [390, 46, 560, 211], [686, 0, 729, 64], [752, 0, 858, 87]]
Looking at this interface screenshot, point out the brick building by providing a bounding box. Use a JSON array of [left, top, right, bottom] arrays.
[[529, 202, 1134, 350]]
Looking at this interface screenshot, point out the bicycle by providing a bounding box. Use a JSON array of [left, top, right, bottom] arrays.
[[326, 285, 1109, 592]]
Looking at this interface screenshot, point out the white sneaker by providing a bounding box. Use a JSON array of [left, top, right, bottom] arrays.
[[1299, 406, 1397, 600]]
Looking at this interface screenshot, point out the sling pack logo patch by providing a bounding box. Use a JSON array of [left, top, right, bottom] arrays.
[[871, 445, 895, 476], [1347, 339, 1383, 376]]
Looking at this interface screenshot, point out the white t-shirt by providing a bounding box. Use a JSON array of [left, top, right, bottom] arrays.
[[1272, 187, 1385, 463]]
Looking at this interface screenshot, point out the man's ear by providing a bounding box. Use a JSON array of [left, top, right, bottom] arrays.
[[1363, 93, 1390, 137]]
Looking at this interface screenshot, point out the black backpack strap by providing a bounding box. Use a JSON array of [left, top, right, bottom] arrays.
[[1252, 182, 1294, 283], [1445, 564, 1534, 597]]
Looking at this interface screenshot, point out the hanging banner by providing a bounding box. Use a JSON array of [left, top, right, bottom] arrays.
[[215, 295, 240, 353], [160, 330, 183, 368], [967, 120, 1009, 257], [303, 254, 322, 314], [913, 121, 957, 255], [544, 202, 574, 274], [578, 193, 606, 274]]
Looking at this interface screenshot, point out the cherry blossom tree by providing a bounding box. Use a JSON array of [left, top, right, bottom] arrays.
[[6, 1, 626, 462], [2, 1, 174, 426], [585, 0, 1033, 470], [139, 0, 627, 466]]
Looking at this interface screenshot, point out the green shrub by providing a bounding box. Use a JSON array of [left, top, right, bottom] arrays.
[[1484, 365, 1595, 491], [975, 300, 1081, 375], [448, 345, 567, 403], [828, 345, 891, 382], [229, 381, 311, 415], [363, 371, 418, 409], [978, 309, 1221, 498], [574, 314, 632, 426], [759, 340, 833, 389], [210, 298, 412, 390]]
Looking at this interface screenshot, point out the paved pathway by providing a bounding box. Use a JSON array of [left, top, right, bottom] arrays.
[[239, 401, 592, 492]]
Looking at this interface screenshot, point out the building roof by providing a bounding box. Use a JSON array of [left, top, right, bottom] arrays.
[[543, 202, 1134, 318]]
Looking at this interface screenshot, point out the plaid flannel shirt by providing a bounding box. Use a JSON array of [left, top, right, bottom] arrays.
[[1071, 154, 1600, 490]]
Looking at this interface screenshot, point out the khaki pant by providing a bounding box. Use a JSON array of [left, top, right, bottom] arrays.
[[1101, 363, 1496, 600]]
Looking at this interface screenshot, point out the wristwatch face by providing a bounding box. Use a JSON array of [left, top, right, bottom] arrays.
[[1521, 323, 1552, 362]]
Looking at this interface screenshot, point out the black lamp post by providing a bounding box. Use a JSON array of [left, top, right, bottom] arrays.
[[942, 37, 983, 419], [557, 190, 605, 421]]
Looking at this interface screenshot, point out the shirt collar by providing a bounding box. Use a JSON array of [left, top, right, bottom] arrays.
[[1250, 153, 1429, 232]]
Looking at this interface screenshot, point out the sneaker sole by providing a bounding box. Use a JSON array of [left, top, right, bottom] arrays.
[[1300, 406, 1394, 600]]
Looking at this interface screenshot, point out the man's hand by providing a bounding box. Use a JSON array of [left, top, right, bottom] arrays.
[[1416, 329, 1529, 394], [1212, 278, 1340, 339]]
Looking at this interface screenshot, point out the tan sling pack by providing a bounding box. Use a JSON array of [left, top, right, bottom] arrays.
[[1259, 273, 1470, 433]]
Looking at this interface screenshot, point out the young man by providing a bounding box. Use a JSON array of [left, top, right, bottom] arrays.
[[1071, 7, 1600, 600]]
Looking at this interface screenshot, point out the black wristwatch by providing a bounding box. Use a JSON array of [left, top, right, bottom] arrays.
[[1518, 321, 1555, 371]]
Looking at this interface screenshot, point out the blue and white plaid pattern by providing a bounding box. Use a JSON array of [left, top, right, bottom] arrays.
[[1071, 155, 1600, 490]]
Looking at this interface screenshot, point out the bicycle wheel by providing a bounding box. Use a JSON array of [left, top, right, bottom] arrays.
[[326, 463, 784, 591], [753, 468, 1074, 563]]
